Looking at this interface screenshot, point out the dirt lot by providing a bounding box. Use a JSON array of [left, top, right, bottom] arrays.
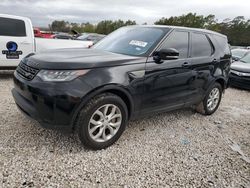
[[0, 71, 250, 188]]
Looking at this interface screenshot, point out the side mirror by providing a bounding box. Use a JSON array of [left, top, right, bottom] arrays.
[[153, 48, 179, 63]]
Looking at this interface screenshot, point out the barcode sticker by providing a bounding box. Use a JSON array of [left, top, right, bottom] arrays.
[[129, 40, 148, 47]]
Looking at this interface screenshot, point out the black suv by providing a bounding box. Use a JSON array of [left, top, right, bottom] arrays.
[[12, 26, 231, 150]]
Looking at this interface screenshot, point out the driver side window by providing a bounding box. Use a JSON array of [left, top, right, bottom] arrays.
[[160, 31, 189, 59]]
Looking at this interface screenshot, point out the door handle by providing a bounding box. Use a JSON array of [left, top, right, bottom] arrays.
[[182, 62, 191, 68]]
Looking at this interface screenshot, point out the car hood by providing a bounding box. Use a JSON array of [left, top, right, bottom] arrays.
[[24, 48, 144, 69], [231, 61, 250, 73]]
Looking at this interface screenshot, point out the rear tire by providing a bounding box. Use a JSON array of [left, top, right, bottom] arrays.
[[76, 93, 128, 150], [196, 82, 222, 115]]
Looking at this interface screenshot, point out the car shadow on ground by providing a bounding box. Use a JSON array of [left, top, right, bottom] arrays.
[[12, 108, 196, 153], [129, 108, 194, 124]]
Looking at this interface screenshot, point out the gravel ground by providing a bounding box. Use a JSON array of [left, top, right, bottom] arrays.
[[0, 71, 250, 188]]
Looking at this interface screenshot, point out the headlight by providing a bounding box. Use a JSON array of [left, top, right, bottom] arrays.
[[37, 69, 89, 82]]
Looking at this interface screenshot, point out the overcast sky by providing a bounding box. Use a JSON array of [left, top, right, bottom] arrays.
[[1, 0, 249, 27]]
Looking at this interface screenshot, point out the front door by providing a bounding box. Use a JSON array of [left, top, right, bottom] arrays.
[[141, 30, 196, 115], [0, 16, 34, 68]]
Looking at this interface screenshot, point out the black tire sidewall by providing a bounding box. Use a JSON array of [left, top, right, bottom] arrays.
[[203, 83, 222, 115], [78, 94, 128, 150]]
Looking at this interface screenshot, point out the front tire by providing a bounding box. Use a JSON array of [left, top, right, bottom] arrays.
[[76, 93, 128, 150], [196, 82, 222, 115]]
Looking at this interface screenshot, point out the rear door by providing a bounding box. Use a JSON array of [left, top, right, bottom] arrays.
[[185, 32, 215, 105], [0, 16, 34, 68]]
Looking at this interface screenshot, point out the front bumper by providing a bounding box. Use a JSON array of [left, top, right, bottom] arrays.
[[229, 73, 250, 90], [12, 71, 92, 131]]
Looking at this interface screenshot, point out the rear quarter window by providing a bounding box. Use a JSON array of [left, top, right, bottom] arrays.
[[0, 17, 26, 37], [213, 35, 230, 55]]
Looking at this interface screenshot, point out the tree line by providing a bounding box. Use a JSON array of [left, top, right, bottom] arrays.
[[49, 20, 136, 35], [49, 13, 250, 46]]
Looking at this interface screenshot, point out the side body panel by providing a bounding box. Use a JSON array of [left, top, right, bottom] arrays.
[[140, 29, 231, 116]]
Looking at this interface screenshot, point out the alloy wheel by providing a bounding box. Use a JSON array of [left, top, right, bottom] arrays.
[[207, 87, 220, 111], [88, 104, 122, 143]]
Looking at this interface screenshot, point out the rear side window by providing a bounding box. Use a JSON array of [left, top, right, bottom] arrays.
[[191, 33, 212, 57], [161, 31, 189, 59], [0, 17, 26, 37]]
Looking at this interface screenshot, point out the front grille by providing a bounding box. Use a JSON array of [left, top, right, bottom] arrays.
[[16, 61, 39, 80]]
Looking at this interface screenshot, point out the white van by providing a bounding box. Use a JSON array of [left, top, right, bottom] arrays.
[[0, 14, 92, 69]]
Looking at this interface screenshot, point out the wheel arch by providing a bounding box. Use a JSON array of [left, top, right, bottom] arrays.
[[71, 84, 134, 130], [214, 77, 227, 91]]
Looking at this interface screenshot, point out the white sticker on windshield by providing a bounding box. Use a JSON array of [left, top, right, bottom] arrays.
[[129, 40, 148, 47]]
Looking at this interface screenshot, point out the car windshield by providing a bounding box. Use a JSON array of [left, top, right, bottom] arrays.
[[232, 49, 248, 59], [240, 53, 250, 63], [93, 27, 168, 56]]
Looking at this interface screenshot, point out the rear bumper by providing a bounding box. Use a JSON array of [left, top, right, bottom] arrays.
[[12, 70, 92, 131], [229, 73, 250, 90]]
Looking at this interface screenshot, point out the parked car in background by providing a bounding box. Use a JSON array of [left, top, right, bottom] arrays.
[[12, 25, 231, 150], [52, 33, 74, 40], [231, 49, 250, 61], [229, 53, 250, 90], [0, 14, 93, 68], [76, 33, 106, 44], [34, 28, 54, 38]]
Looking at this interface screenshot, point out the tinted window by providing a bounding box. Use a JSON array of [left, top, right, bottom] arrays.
[[0, 17, 26, 37], [94, 27, 168, 56], [191, 33, 212, 57], [161, 31, 189, 59]]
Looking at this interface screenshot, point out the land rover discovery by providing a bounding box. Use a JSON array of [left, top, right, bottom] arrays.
[[12, 26, 231, 150]]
